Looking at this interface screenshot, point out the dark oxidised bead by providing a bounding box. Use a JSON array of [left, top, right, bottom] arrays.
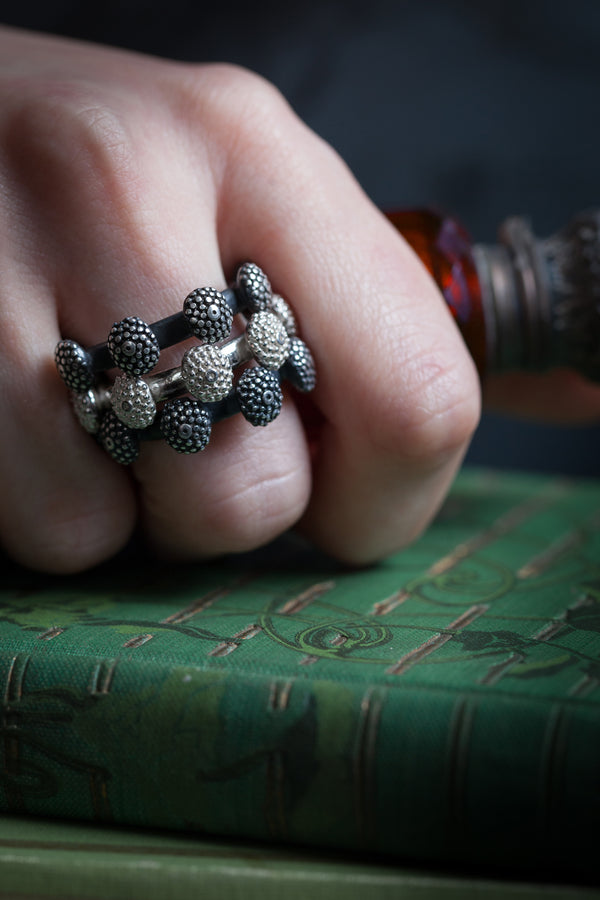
[[98, 410, 140, 465], [107, 317, 160, 376], [236, 262, 271, 313], [236, 367, 282, 426], [54, 340, 94, 392], [284, 337, 317, 393], [183, 287, 233, 343], [160, 398, 212, 454]]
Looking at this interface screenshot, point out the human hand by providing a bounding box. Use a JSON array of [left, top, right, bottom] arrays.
[[0, 26, 481, 573]]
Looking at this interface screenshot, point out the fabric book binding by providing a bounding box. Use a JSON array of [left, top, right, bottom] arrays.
[[1, 468, 599, 881]]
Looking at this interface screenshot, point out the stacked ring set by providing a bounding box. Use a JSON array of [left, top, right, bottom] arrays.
[[54, 263, 316, 464]]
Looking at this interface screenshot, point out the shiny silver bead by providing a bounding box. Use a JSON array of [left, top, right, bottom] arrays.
[[160, 398, 212, 453], [71, 389, 101, 434], [285, 337, 317, 393], [246, 311, 291, 369], [55, 340, 94, 392], [236, 262, 271, 312], [268, 293, 297, 337], [236, 367, 282, 426], [107, 317, 160, 376], [181, 345, 233, 402], [183, 287, 233, 343], [110, 374, 157, 429], [98, 410, 140, 465]]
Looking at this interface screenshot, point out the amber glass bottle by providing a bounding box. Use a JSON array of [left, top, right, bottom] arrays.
[[386, 209, 488, 375]]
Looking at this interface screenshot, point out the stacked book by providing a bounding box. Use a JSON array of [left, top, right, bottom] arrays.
[[1, 468, 599, 892]]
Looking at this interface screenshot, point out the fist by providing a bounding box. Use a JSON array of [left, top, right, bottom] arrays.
[[0, 27, 480, 572]]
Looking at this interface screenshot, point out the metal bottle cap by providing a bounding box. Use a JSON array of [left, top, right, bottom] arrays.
[[473, 210, 600, 381]]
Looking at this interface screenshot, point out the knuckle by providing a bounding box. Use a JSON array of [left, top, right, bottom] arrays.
[[366, 349, 481, 464], [5, 80, 137, 199], [181, 62, 289, 126], [172, 62, 299, 165]]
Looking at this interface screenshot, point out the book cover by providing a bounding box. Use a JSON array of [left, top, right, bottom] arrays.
[[1, 469, 599, 881]]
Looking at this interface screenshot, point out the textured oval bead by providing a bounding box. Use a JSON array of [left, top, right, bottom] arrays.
[[284, 337, 317, 393], [268, 293, 297, 337], [183, 287, 233, 343], [71, 389, 101, 434], [236, 367, 283, 426], [181, 345, 233, 402], [107, 317, 160, 376], [160, 398, 212, 454], [246, 311, 291, 370], [236, 262, 272, 312], [110, 374, 157, 429], [98, 410, 140, 465], [54, 340, 94, 393]]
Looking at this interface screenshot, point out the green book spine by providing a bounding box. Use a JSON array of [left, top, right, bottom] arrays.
[[1, 469, 599, 880]]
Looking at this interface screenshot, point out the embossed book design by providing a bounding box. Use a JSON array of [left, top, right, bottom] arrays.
[[1, 469, 599, 879]]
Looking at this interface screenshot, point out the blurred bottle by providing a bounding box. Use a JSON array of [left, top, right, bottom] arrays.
[[387, 209, 600, 382]]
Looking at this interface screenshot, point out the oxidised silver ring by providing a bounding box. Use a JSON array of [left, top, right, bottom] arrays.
[[54, 263, 316, 464]]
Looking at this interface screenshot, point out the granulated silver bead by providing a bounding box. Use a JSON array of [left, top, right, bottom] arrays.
[[183, 287, 233, 343], [236, 262, 271, 312], [285, 337, 317, 393], [107, 317, 160, 376], [246, 311, 291, 369], [236, 367, 282, 426], [55, 340, 94, 392], [160, 398, 212, 454], [98, 410, 140, 465], [110, 374, 157, 429], [71, 389, 100, 434], [181, 345, 233, 402], [268, 293, 297, 337]]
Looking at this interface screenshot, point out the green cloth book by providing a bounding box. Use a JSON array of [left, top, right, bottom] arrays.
[[0, 468, 599, 883]]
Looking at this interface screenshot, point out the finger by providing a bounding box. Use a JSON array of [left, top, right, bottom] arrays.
[[1, 74, 225, 571], [0, 256, 136, 573], [212, 72, 481, 563], [136, 396, 311, 558], [7, 76, 220, 348], [16, 71, 313, 560], [121, 196, 312, 557]]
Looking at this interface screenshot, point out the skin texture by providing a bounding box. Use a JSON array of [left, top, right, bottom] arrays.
[[0, 27, 597, 574]]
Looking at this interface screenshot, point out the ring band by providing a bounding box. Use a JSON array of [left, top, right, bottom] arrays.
[[54, 263, 316, 464]]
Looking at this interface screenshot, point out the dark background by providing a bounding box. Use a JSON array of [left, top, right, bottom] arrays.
[[3, 0, 600, 474]]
